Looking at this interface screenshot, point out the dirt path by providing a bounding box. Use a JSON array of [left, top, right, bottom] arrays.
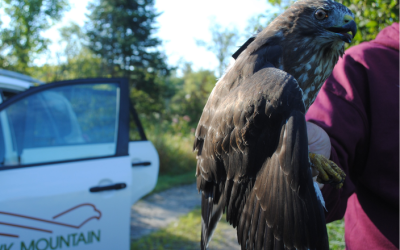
[[130, 183, 240, 250]]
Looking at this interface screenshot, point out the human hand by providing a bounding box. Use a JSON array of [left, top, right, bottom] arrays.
[[306, 122, 331, 159], [306, 122, 332, 189]]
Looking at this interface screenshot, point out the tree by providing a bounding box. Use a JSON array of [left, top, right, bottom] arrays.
[[59, 22, 88, 60], [32, 49, 103, 83], [30, 22, 103, 82], [196, 19, 240, 78], [169, 63, 216, 128], [85, 0, 171, 114], [0, 0, 69, 74]]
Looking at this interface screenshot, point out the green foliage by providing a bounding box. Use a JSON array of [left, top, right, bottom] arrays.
[[336, 0, 399, 44], [59, 22, 87, 60], [28, 22, 104, 82], [146, 128, 196, 175], [129, 67, 172, 115], [267, 0, 294, 6], [133, 63, 215, 141], [0, 0, 69, 74], [169, 64, 216, 130], [327, 220, 346, 250], [31, 48, 103, 83], [85, 0, 163, 75]]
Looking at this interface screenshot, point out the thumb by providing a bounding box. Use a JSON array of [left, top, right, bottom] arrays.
[[306, 122, 331, 159]]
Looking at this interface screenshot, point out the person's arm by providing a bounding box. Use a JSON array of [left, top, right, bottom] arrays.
[[305, 52, 370, 223]]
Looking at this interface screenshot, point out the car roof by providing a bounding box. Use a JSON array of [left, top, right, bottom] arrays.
[[0, 69, 44, 92]]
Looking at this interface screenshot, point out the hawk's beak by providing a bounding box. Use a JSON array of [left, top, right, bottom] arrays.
[[326, 19, 357, 43]]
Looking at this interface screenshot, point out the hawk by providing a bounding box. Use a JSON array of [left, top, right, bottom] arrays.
[[193, 0, 356, 249]]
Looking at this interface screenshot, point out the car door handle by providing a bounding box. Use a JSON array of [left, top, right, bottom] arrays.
[[89, 183, 127, 193], [131, 161, 151, 167]]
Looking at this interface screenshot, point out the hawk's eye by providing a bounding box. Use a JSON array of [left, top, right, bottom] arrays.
[[315, 9, 328, 20]]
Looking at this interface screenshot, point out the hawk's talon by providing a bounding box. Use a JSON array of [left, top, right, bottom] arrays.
[[309, 152, 346, 188], [317, 176, 345, 185]]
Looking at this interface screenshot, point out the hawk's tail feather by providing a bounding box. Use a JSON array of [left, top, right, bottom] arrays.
[[200, 181, 226, 250], [226, 180, 240, 227], [201, 187, 214, 250]]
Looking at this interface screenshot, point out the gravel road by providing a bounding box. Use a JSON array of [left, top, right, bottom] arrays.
[[130, 183, 240, 250]]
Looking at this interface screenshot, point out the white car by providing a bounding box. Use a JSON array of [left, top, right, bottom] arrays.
[[0, 69, 159, 249]]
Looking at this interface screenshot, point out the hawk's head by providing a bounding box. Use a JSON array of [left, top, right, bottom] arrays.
[[287, 0, 357, 45]]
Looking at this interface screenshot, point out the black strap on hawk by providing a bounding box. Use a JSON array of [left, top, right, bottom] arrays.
[[232, 37, 256, 60]]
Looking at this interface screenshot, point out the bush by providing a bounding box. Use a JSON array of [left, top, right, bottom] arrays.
[[148, 129, 196, 175]]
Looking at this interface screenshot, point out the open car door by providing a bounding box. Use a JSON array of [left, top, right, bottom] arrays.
[[0, 78, 132, 249]]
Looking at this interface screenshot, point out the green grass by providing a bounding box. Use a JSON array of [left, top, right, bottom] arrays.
[[327, 219, 345, 250], [131, 208, 201, 250], [131, 207, 235, 250], [131, 207, 346, 250]]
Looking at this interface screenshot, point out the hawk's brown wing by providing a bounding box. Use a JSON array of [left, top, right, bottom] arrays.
[[194, 67, 329, 250]]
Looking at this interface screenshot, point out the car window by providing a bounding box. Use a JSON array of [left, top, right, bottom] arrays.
[[0, 83, 120, 166]]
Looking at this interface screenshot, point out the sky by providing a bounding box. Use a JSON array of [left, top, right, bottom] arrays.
[[40, 0, 273, 73]]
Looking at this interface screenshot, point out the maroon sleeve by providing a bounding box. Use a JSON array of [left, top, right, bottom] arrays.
[[305, 50, 370, 223]]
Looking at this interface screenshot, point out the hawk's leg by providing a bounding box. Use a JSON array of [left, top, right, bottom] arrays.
[[309, 152, 346, 189]]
